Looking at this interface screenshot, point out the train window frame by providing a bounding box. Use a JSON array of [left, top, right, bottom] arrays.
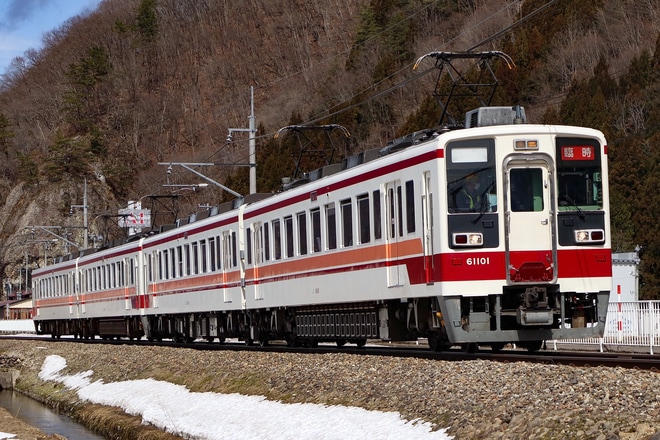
[[446, 139, 497, 214], [340, 198, 353, 247], [405, 180, 416, 234], [264, 222, 271, 261], [373, 189, 382, 240], [311, 208, 321, 253], [284, 215, 294, 258], [200, 240, 208, 273], [325, 203, 337, 251], [297, 211, 308, 255], [357, 193, 370, 244], [556, 137, 603, 211], [192, 242, 200, 274], [231, 231, 237, 267], [246, 227, 252, 264], [209, 237, 217, 272], [272, 219, 282, 260]]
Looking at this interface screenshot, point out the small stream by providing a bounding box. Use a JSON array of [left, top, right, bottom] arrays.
[[0, 390, 105, 439]]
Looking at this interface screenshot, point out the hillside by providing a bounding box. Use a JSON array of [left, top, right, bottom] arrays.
[[0, 0, 658, 295]]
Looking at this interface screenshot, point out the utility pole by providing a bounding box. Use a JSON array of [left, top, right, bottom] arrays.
[[227, 86, 257, 194], [70, 179, 89, 249]]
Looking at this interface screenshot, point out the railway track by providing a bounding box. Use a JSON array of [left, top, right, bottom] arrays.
[[3, 334, 658, 371]]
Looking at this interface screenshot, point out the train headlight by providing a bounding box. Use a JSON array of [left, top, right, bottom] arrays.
[[574, 229, 605, 244], [452, 232, 484, 247]]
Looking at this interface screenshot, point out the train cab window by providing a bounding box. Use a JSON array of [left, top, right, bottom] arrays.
[[556, 137, 603, 211], [272, 219, 282, 260], [373, 190, 382, 240], [447, 139, 497, 213], [311, 208, 321, 253], [284, 216, 294, 258], [341, 198, 353, 247], [510, 168, 543, 212], [357, 193, 370, 244], [405, 180, 416, 233], [297, 212, 308, 255], [325, 203, 337, 250]]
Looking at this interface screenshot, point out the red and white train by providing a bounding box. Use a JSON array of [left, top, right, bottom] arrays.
[[32, 106, 612, 352]]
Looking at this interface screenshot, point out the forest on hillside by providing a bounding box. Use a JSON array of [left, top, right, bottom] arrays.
[[0, 0, 659, 296]]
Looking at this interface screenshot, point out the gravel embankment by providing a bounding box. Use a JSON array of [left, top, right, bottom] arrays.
[[2, 340, 660, 440]]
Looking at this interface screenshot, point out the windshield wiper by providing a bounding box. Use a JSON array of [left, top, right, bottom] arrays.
[[471, 182, 494, 224], [564, 195, 585, 220]]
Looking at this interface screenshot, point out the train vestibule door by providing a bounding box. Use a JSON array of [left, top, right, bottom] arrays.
[[504, 156, 557, 284], [385, 181, 403, 287]]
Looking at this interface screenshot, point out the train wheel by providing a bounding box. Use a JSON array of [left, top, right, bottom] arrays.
[[355, 339, 367, 347], [285, 334, 297, 347], [336, 339, 347, 348], [461, 343, 477, 353], [490, 343, 505, 353], [525, 340, 543, 352]]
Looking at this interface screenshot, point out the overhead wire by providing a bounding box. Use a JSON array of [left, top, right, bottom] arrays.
[[209, 1, 562, 171]]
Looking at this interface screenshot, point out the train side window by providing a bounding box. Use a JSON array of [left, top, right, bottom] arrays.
[[325, 203, 337, 250], [209, 238, 216, 272], [357, 193, 370, 244], [273, 219, 282, 260], [215, 236, 222, 270], [246, 228, 252, 264], [405, 180, 416, 233], [161, 250, 168, 280], [297, 212, 308, 255], [397, 186, 403, 237], [192, 242, 200, 274], [264, 222, 271, 261], [129, 259, 135, 285], [284, 216, 294, 258], [311, 208, 321, 252], [373, 190, 382, 240], [201, 240, 208, 273], [341, 198, 353, 247], [184, 244, 191, 276], [231, 231, 237, 267]]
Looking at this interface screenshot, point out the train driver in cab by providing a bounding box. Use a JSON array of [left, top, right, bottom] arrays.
[[456, 173, 482, 212]]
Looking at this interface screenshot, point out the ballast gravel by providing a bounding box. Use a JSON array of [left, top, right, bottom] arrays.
[[1, 339, 660, 440]]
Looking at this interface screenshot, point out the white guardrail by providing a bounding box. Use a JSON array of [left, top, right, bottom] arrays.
[[552, 301, 660, 355]]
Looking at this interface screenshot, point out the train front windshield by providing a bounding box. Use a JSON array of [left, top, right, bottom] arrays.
[[556, 137, 603, 212]]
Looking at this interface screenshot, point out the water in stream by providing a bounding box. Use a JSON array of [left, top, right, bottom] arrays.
[[0, 390, 105, 439]]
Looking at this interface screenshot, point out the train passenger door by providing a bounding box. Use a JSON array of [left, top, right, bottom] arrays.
[[385, 180, 403, 287], [421, 171, 434, 283], [253, 222, 264, 301], [504, 156, 557, 283]]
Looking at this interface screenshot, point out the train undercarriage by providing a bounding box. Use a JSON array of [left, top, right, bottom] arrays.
[[35, 287, 608, 352]]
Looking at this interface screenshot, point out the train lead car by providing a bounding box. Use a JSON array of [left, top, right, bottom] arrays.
[[31, 104, 611, 353]]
